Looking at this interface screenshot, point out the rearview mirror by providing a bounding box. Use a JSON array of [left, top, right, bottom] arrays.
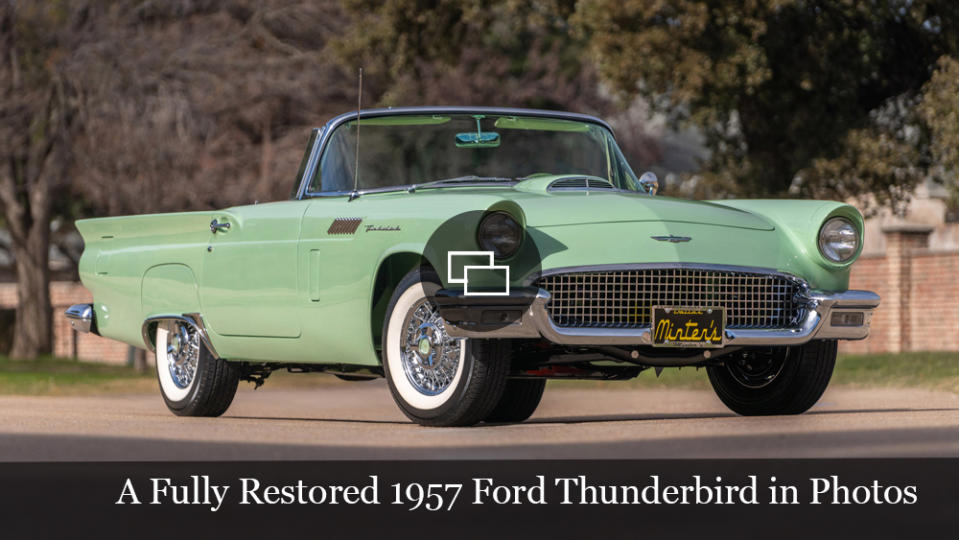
[[455, 132, 501, 148]]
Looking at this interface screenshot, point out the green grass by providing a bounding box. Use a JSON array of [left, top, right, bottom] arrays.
[[1, 351, 957, 396], [0, 355, 353, 396], [0, 355, 155, 395], [830, 351, 959, 394]]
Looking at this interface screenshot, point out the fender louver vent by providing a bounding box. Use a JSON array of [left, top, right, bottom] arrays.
[[327, 218, 362, 235], [548, 177, 615, 191]]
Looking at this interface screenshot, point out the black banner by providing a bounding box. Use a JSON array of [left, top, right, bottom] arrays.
[[3, 459, 956, 539]]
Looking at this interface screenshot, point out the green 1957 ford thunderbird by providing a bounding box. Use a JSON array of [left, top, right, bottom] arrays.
[[65, 106, 879, 426]]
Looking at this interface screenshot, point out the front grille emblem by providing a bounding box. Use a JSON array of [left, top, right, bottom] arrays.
[[651, 235, 692, 243]]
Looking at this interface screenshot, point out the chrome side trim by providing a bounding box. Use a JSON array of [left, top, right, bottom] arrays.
[[65, 303, 96, 334], [141, 313, 220, 358], [444, 288, 880, 346]]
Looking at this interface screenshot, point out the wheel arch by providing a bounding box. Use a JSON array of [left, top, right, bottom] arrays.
[[141, 313, 220, 359], [369, 251, 429, 355]]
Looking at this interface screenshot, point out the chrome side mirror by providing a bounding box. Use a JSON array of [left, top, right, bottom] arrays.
[[638, 171, 659, 195]]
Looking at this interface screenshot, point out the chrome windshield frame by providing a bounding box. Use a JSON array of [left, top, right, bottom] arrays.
[[293, 106, 618, 200]]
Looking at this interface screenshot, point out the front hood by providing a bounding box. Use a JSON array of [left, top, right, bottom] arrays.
[[524, 220, 789, 282], [325, 185, 846, 290], [506, 180, 773, 231]]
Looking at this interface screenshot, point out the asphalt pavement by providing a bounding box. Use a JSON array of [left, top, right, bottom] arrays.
[[1, 382, 957, 460]]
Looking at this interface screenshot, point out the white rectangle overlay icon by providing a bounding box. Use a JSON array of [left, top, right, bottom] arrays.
[[447, 251, 510, 296]]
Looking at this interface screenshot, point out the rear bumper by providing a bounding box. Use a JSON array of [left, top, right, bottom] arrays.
[[64, 303, 98, 335], [437, 288, 880, 346]]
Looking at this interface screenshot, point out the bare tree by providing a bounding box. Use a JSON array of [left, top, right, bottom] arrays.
[[0, 3, 79, 358], [0, 0, 662, 361], [69, 1, 353, 214]]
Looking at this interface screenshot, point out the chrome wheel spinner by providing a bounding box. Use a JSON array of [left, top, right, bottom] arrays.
[[166, 321, 199, 389]]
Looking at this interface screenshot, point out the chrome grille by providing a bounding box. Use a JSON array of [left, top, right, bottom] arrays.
[[536, 267, 806, 329]]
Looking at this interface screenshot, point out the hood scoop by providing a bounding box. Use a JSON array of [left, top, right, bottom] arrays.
[[547, 177, 615, 192]]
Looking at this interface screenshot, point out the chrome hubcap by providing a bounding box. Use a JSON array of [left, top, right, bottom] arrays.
[[167, 322, 199, 389], [401, 299, 462, 396]]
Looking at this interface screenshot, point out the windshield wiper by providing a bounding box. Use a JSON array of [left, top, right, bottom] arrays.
[[407, 175, 515, 192], [346, 176, 514, 201]]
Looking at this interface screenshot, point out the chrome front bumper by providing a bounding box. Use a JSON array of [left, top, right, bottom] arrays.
[[438, 288, 880, 346]]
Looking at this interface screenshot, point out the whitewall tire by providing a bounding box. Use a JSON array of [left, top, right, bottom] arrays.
[[382, 267, 510, 427], [155, 319, 240, 417]]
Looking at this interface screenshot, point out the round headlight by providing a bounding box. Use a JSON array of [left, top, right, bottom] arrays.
[[818, 217, 859, 263], [477, 212, 522, 259]]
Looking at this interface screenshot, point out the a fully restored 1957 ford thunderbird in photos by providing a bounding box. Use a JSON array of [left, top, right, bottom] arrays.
[[65, 106, 879, 427]]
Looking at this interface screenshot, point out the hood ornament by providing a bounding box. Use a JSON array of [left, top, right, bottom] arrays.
[[651, 235, 691, 243]]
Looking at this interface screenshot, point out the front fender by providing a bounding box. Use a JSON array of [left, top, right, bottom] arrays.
[[710, 199, 865, 286]]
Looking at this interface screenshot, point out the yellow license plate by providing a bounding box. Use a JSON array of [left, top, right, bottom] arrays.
[[652, 306, 725, 348]]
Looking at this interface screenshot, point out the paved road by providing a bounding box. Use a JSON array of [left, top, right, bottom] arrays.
[[1, 382, 957, 460]]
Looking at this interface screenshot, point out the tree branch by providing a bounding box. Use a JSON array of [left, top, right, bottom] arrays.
[[50, 233, 79, 276], [248, 8, 303, 57], [0, 160, 26, 243]]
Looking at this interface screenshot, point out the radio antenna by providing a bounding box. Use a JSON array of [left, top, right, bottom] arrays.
[[349, 67, 363, 201]]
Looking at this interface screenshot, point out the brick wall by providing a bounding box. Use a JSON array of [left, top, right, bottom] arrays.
[[841, 225, 959, 355], [840, 255, 890, 354], [903, 251, 959, 351], [0, 281, 132, 364]]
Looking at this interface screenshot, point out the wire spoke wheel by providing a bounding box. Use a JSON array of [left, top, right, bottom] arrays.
[[166, 321, 200, 389], [400, 299, 462, 396]]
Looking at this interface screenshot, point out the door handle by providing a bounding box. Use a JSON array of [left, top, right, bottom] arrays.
[[210, 219, 231, 233]]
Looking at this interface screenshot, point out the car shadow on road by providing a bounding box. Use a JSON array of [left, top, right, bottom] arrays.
[[226, 411, 736, 425], [807, 407, 959, 416], [524, 411, 736, 424], [514, 406, 959, 426], [226, 415, 409, 425], [4, 424, 958, 460], [225, 405, 959, 427]]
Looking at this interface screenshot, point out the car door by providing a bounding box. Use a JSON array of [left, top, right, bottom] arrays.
[[198, 200, 310, 338], [294, 194, 374, 360]]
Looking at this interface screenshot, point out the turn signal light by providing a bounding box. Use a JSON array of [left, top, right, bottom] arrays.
[[831, 312, 864, 327]]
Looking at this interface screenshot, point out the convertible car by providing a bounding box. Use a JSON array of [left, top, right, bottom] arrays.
[[65, 106, 879, 426]]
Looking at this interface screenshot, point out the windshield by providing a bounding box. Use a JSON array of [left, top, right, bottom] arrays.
[[307, 113, 639, 193]]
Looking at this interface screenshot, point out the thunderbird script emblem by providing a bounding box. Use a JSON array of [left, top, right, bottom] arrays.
[[651, 235, 692, 243]]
